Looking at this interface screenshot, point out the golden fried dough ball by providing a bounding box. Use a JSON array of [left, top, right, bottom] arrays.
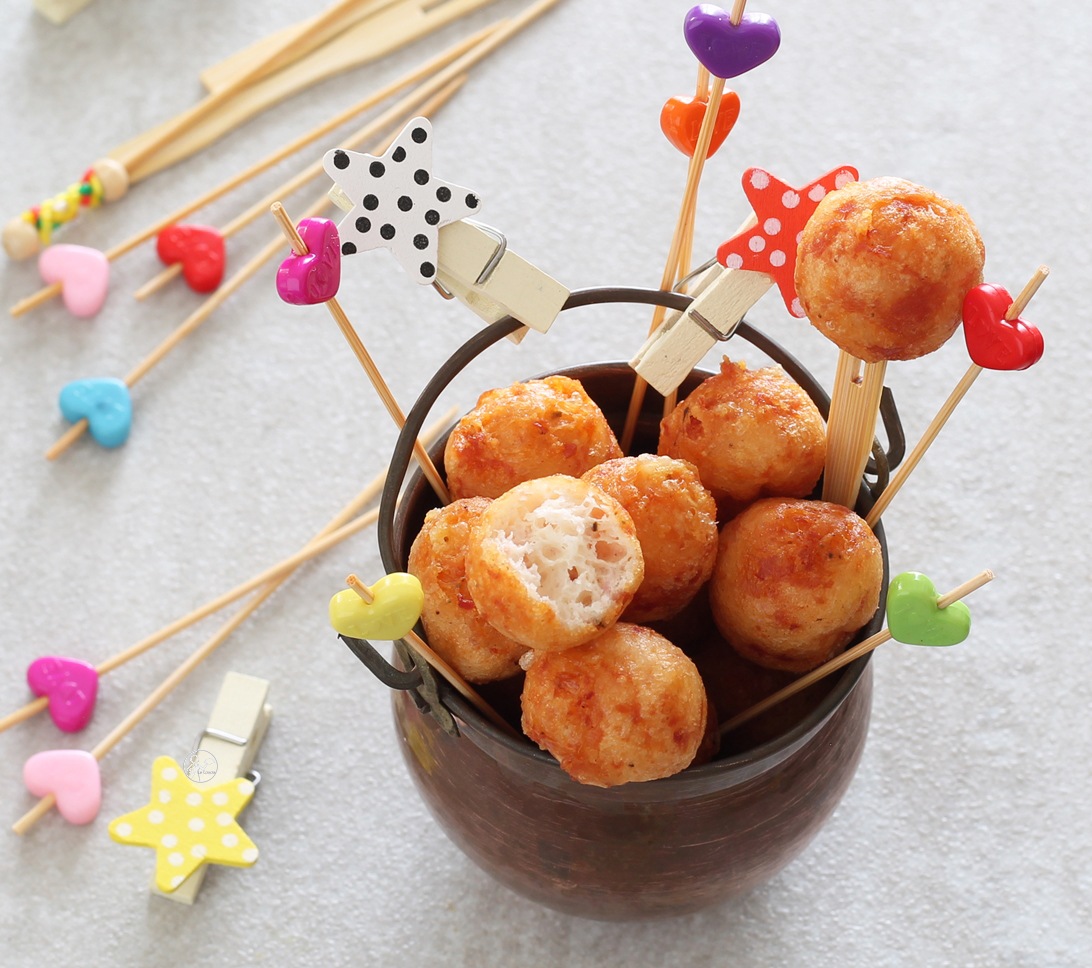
[[466, 475, 643, 652], [521, 623, 707, 787], [658, 358, 826, 516], [444, 376, 623, 500], [407, 498, 526, 683], [582, 455, 717, 623], [795, 176, 985, 362], [709, 498, 883, 673]]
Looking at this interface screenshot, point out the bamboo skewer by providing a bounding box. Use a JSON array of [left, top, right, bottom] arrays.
[[344, 574, 516, 737], [821, 354, 888, 509], [116, 0, 379, 179], [5, 409, 454, 738], [864, 266, 1049, 528], [619, 72, 727, 453], [13, 423, 461, 835], [9, 26, 496, 318], [271, 202, 451, 504], [114, 0, 499, 181], [717, 570, 994, 739], [134, 74, 468, 301]]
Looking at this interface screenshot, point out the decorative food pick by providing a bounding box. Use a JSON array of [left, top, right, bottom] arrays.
[[621, 1, 771, 451], [26, 657, 99, 732], [660, 85, 741, 159], [337, 574, 520, 740], [886, 572, 971, 647], [4, 0, 494, 260], [109, 757, 258, 893], [276, 218, 342, 304], [865, 266, 1048, 529], [329, 573, 424, 641], [2, 411, 454, 739], [37, 244, 110, 318], [3, 160, 128, 261], [58, 378, 133, 449], [718, 570, 994, 738], [271, 201, 451, 504], [716, 165, 858, 316], [7, 26, 499, 317], [155, 225, 226, 293], [322, 117, 481, 284], [683, 2, 781, 79], [132, 75, 469, 305], [23, 749, 101, 824]]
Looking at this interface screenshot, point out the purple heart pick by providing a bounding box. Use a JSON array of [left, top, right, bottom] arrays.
[[276, 218, 342, 305], [684, 4, 781, 79], [27, 656, 99, 733]]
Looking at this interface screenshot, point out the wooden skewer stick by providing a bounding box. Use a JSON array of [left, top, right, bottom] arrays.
[[620, 73, 727, 453], [8, 25, 496, 318], [271, 201, 451, 504], [12, 429, 446, 835], [821, 354, 888, 509], [717, 569, 994, 739], [134, 73, 468, 301], [864, 266, 1049, 528], [344, 574, 518, 738], [3, 409, 454, 737]]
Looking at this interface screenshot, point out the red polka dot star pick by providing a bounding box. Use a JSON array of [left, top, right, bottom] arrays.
[[717, 166, 858, 317]]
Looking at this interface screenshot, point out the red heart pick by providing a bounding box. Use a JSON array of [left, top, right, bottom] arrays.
[[27, 656, 99, 732], [660, 89, 741, 158], [156, 224, 226, 293], [962, 283, 1044, 370]]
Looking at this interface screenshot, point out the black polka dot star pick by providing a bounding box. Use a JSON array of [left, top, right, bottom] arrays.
[[322, 117, 482, 284]]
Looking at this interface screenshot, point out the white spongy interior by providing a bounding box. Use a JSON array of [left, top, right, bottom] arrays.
[[493, 493, 630, 621]]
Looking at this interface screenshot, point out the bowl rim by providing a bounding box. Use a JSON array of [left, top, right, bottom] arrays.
[[378, 286, 890, 786]]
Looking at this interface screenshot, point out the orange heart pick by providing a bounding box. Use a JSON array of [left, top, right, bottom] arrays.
[[660, 89, 741, 158]]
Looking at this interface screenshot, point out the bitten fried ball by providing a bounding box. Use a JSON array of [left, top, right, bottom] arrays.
[[407, 498, 527, 683], [466, 475, 643, 652], [710, 498, 883, 673], [444, 376, 623, 500], [582, 455, 717, 623], [658, 358, 826, 515], [521, 623, 708, 787], [795, 176, 985, 362]]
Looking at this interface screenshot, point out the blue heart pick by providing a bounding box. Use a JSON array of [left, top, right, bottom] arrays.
[[59, 378, 132, 449]]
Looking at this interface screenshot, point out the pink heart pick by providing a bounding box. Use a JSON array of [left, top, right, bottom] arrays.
[[27, 656, 99, 732], [38, 244, 110, 318], [276, 218, 341, 305], [24, 749, 102, 825]]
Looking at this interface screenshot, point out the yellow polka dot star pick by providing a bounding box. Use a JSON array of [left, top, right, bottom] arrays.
[[109, 756, 259, 893]]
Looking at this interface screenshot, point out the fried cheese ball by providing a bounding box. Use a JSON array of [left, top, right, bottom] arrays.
[[407, 498, 527, 683], [658, 358, 826, 515], [795, 176, 985, 362], [444, 376, 623, 500], [466, 475, 643, 652], [582, 455, 718, 623], [710, 498, 883, 673], [521, 623, 707, 787]]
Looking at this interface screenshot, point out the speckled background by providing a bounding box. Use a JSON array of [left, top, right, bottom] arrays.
[[0, 1, 1088, 965]]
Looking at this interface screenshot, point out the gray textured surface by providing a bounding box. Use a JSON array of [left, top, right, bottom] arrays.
[[0, 0, 1089, 964]]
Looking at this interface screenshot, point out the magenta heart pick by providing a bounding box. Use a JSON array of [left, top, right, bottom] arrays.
[[27, 656, 99, 732], [684, 4, 781, 79], [276, 218, 341, 305], [24, 749, 102, 825]]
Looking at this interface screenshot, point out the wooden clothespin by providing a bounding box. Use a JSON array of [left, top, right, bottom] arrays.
[[630, 256, 771, 395], [34, 0, 97, 24], [108, 672, 272, 904], [324, 116, 569, 338]]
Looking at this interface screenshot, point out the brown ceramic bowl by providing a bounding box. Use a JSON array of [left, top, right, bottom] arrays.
[[375, 290, 893, 920]]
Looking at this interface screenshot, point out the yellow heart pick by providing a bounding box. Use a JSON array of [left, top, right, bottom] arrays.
[[328, 572, 424, 641]]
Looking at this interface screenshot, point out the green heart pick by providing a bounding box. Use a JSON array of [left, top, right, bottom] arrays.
[[886, 572, 971, 647]]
